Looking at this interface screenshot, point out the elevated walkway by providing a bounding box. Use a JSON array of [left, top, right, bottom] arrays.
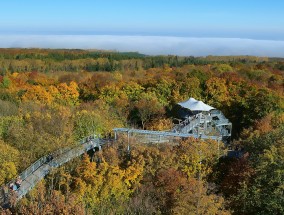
[[0, 105, 232, 208], [0, 124, 224, 208], [113, 128, 222, 142], [113, 109, 231, 145], [0, 135, 105, 208]]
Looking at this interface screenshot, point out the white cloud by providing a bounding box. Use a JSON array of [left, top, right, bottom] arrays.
[[0, 35, 284, 57]]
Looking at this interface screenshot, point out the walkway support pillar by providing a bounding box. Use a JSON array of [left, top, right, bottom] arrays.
[[114, 131, 117, 140], [127, 130, 130, 152]]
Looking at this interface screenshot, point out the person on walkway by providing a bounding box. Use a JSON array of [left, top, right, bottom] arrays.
[[9, 183, 14, 190], [15, 176, 22, 189], [9, 183, 17, 191], [46, 154, 54, 163]]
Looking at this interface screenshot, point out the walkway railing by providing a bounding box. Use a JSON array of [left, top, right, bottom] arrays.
[[113, 128, 222, 141], [0, 134, 104, 207], [172, 111, 232, 138], [0, 109, 232, 208]]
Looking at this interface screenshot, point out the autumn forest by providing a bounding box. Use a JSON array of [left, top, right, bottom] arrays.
[[0, 49, 283, 214]]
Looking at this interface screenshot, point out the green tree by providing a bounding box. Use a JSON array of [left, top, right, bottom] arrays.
[[230, 127, 284, 215], [0, 76, 11, 89]]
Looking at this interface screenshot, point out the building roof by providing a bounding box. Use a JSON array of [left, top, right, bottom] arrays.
[[178, 98, 215, 111]]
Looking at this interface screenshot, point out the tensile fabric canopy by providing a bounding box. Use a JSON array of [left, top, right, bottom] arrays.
[[178, 98, 215, 112]]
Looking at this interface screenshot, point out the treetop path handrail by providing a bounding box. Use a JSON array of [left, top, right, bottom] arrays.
[[0, 109, 232, 208], [113, 128, 222, 141], [0, 134, 103, 208]]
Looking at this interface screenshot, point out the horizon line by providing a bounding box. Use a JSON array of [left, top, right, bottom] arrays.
[[0, 35, 284, 57]]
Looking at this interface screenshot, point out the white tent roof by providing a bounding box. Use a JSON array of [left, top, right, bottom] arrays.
[[178, 98, 215, 111]]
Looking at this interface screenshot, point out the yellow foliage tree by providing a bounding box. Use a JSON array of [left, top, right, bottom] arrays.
[[174, 138, 224, 178], [0, 140, 20, 185], [56, 81, 79, 105], [206, 77, 230, 108], [74, 153, 137, 214], [22, 85, 53, 104]]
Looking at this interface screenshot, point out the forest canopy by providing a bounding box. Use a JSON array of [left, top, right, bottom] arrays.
[[0, 49, 283, 214]]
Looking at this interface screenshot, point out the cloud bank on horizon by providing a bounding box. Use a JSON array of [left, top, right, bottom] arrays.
[[0, 35, 284, 57]]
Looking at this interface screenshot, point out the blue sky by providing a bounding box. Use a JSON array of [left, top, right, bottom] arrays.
[[1, 0, 283, 39], [0, 0, 284, 56]]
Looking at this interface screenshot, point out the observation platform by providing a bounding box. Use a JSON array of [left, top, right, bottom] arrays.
[[114, 98, 232, 144]]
